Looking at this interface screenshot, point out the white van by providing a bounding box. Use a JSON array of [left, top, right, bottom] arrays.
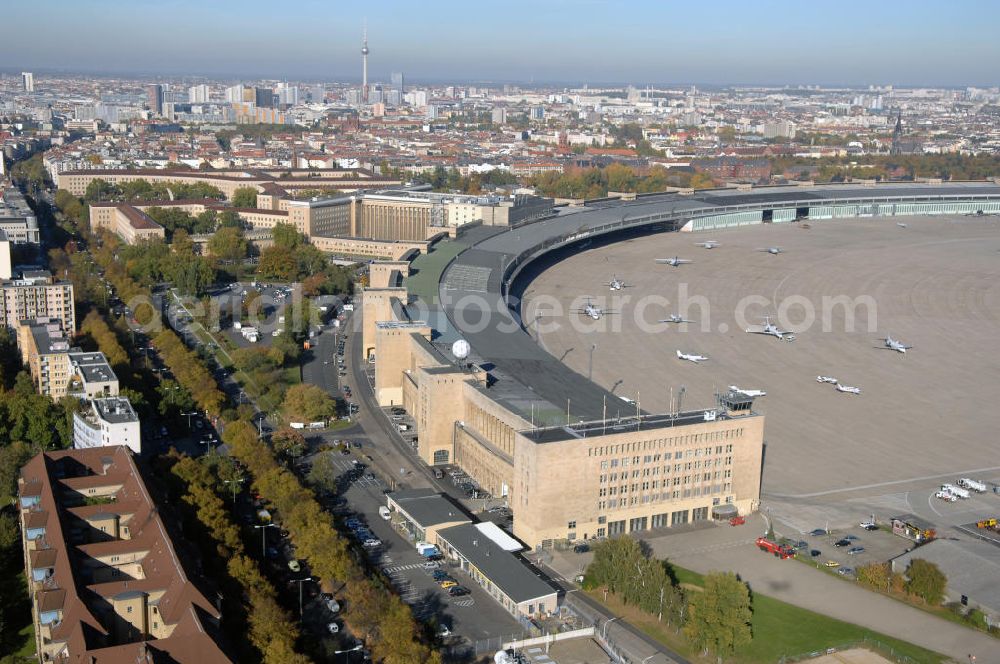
[[378, 506, 391, 521]]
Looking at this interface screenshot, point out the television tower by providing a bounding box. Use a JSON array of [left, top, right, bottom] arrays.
[[361, 22, 370, 104]]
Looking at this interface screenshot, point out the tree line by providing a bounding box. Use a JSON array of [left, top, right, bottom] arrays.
[[584, 536, 752, 660], [223, 420, 441, 664]]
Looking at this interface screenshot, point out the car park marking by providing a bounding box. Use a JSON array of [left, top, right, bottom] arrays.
[[451, 598, 475, 608]]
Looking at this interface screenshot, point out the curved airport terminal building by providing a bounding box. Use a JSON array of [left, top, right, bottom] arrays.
[[364, 181, 1000, 548]]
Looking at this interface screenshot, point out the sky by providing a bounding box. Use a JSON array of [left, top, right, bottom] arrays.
[[4, 0, 999, 86]]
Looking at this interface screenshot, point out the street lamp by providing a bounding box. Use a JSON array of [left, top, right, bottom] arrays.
[[293, 576, 313, 619], [601, 616, 620, 640], [253, 523, 277, 558], [588, 343, 597, 381], [181, 411, 198, 429], [334, 645, 363, 662], [223, 477, 245, 502]]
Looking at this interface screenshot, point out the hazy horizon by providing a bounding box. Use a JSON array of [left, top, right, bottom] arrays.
[[4, 0, 999, 87]]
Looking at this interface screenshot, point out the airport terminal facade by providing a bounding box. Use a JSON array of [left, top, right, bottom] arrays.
[[364, 181, 1000, 549]]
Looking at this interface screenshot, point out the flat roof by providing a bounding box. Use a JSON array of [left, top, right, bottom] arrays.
[[389, 489, 471, 528], [438, 523, 557, 604]]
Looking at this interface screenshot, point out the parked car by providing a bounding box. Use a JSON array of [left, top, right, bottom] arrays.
[[838, 568, 855, 576], [437, 624, 452, 638], [847, 546, 865, 555], [809, 549, 822, 558], [322, 595, 340, 614], [834, 539, 851, 547], [432, 570, 451, 581], [439, 579, 458, 589], [844, 534, 860, 541], [824, 560, 840, 568], [572, 543, 590, 554], [809, 529, 826, 536], [327, 622, 340, 634], [363, 538, 381, 548], [422, 561, 440, 570], [448, 586, 470, 597], [288, 560, 301, 573]]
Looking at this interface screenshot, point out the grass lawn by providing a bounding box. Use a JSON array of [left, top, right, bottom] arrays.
[[405, 240, 467, 303], [588, 565, 946, 664]]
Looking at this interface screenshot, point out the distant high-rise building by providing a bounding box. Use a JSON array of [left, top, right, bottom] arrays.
[[21, 72, 34, 92], [530, 106, 545, 121], [386, 89, 402, 107], [225, 84, 245, 103], [891, 112, 903, 155], [146, 84, 164, 116], [761, 119, 796, 139], [188, 84, 210, 103], [276, 82, 299, 106], [255, 87, 274, 108], [361, 23, 370, 104], [390, 71, 404, 95], [370, 83, 383, 105], [492, 108, 508, 125]]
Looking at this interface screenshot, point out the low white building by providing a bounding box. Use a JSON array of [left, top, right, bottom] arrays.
[[73, 397, 141, 454]]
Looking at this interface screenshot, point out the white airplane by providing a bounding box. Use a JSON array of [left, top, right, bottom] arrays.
[[816, 376, 838, 384], [608, 275, 628, 291], [745, 316, 794, 340], [659, 314, 696, 324], [835, 383, 861, 395], [881, 335, 912, 353], [695, 240, 721, 249], [757, 246, 783, 255], [572, 298, 610, 320], [656, 256, 693, 267], [729, 385, 766, 397], [676, 350, 708, 363], [897, 222, 907, 228]]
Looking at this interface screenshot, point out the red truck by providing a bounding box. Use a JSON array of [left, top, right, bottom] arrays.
[[756, 537, 795, 559], [729, 516, 746, 526]]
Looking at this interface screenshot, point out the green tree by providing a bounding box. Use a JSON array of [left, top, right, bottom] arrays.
[[281, 384, 336, 423], [207, 226, 248, 263], [271, 222, 302, 250], [232, 187, 259, 208], [905, 559, 946, 605], [684, 572, 753, 659], [306, 452, 340, 494]]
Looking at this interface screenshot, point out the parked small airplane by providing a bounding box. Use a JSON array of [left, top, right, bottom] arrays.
[[659, 314, 696, 324], [729, 385, 766, 397], [656, 256, 692, 267], [880, 335, 912, 353], [574, 298, 612, 320], [746, 316, 794, 340], [835, 383, 861, 395], [897, 222, 908, 228], [676, 350, 708, 363], [757, 247, 783, 255], [607, 275, 628, 291], [695, 240, 721, 249], [816, 376, 838, 384]]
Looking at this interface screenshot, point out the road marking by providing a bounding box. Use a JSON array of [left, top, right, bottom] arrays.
[[384, 563, 425, 573], [451, 598, 475, 607]]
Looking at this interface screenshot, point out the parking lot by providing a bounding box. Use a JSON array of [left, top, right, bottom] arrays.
[[315, 452, 526, 646], [782, 522, 913, 580]]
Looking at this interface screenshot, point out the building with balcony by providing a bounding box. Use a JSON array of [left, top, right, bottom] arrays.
[[17, 319, 118, 399], [0, 269, 75, 332], [17, 445, 230, 663], [73, 397, 141, 455]]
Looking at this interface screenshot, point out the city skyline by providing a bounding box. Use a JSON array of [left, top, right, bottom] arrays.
[[3, 0, 999, 86]]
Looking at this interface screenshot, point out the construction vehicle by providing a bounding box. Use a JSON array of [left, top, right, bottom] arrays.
[[755, 537, 795, 559], [729, 516, 746, 526], [959, 478, 987, 493]]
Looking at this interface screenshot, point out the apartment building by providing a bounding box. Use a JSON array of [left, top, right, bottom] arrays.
[[17, 319, 118, 399], [17, 446, 230, 662], [73, 397, 142, 454], [0, 184, 41, 244], [0, 269, 76, 332]]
